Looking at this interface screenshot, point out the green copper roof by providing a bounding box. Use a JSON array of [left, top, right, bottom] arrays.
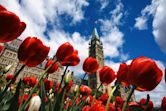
[[92, 28, 99, 39]]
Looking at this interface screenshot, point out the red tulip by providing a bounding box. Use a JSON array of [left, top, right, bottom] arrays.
[[128, 56, 162, 91], [108, 103, 115, 111], [99, 66, 116, 85], [54, 82, 62, 94], [61, 50, 80, 66], [80, 85, 92, 96], [85, 95, 93, 105], [23, 77, 37, 87], [45, 59, 59, 73], [44, 79, 53, 91], [23, 77, 30, 85], [66, 80, 73, 92], [29, 77, 37, 87], [18, 94, 29, 107], [117, 63, 130, 86], [18, 37, 50, 67], [5, 74, 14, 82], [115, 96, 124, 109], [56, 42, 74, 61], [90, 100, 106, 111], [139, 98, 154, 111], [82, 105, 91, 111], [83, 57, 99, 74], [0, 5, 26, 43], [161, 97, 166, 111], [99, 93, 109, 105]]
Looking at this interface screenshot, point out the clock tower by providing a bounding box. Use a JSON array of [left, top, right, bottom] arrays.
[[88, 28, 104, 90]]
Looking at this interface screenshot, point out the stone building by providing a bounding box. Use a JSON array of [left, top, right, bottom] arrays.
[[0, 39, 63, 82]]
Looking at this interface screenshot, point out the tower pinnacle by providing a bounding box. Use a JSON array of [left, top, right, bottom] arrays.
[[92, 27, 99, 39]]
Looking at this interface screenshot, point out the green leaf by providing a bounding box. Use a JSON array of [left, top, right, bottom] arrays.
[[39, 80, 46, 111], [7, 80, 22, 111], [53, 86, 66, 111], [48, 100, 53, 111]]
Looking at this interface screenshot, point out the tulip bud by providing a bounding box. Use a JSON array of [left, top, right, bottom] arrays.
[[3, 64, 13, 73], [73, 85, 79, 93], [65, 71, 73, 84], [28, 95, 41, 111]]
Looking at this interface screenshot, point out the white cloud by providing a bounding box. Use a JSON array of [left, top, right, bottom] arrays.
[[153, 0, 166, 53], [134, 0, 166, 53], [97, 0, 109, 10], [134, 0, 160, 30], [134, 17, 148, 30], [98, 0, 126, 59]]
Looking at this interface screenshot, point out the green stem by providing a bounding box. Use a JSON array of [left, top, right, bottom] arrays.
[[106, 84, 119, 111], [18, 60, 57, 111], [0, 65, 25, 103], [122, 85, 136, 111], [59, 66, 69, 88], [91, 83, 103, 106]]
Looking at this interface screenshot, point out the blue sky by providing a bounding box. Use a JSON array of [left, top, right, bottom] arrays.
[[0, 0, 166, 106]]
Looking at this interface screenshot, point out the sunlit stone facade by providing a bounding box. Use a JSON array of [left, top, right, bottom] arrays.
[[0, 39, 62, 83]]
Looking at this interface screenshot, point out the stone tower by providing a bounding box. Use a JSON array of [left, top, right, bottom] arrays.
[[88, 28, 104, 90]]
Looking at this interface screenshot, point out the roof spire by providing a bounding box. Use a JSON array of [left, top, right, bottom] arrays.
[[92, 27, 99, 39]]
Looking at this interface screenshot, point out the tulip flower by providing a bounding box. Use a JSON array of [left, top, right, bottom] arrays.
[[18, 37, 50, 67], [23, 77, 30, 85], [23, 77, 37, 87], [99, 66, 116, 85], [5, 74, 14, 82], [28, 95, 41, 111], [108, 103, 115, 111], [99, 93, 109, 105], [80, 85, 92, 96], [54, 82, 62, 94], [128, 56, 162, 91], [65, 71, 72, 84], [161, 97, 166, 111], [82, 105, 91, 111], [61, 50, 80, 66], [66, 80, 73, 92], [85, 95, 93, 105], [139, 98, 154, 111], [45, 59, 59, 73], [90, 100, 106, 111], [18, 94, 29, 107], [44, 79, 53, 91], [117, 63, 130, 86], [56, 42, 74, 61], [115, 96, 124, 109], [83, 57, 99, 74], [0, 5, 26, 43], [29, 77, 37, 87], [72, 85, 79, 94]]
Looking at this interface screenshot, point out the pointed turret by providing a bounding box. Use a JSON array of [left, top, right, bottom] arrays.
[[92, 28, 99, 40]]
